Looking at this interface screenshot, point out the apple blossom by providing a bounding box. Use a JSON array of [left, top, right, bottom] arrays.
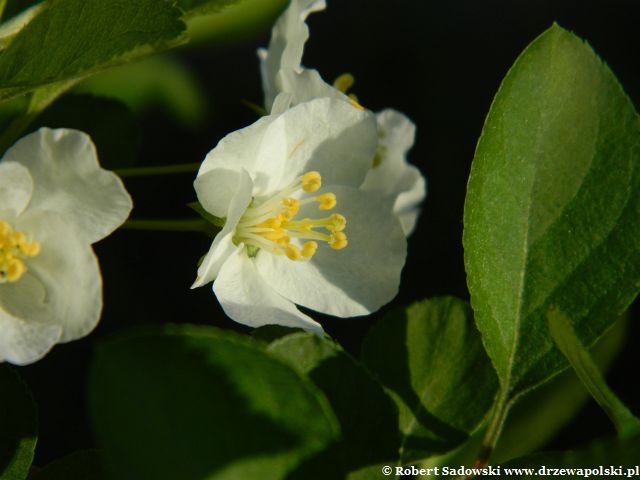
[[0, 128, 132, 365], [192, 97, 406, 332]]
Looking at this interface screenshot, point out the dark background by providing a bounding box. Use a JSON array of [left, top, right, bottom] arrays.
[[16, 0, 640, 467]]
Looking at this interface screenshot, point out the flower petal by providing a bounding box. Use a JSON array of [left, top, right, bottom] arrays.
[[0, 309, 62, 366], [361, 109, 417, 195], [214, 245, 324, 333], [0, 266, 63, 365], [276, 68, 344, 112], [361, 109, 426, 235], [0, 161, 32, 219], [258, 0, 326, 110], [12, 211, 102, 342], [193, 169, 253, 287], [259, 98, 378, 193], [3, 128, 132, 243], [199, 98, 377, 196], [255, 185, 406, 317], [394, 165, 427, 235]]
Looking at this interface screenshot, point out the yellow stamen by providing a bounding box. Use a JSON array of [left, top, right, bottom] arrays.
[[329, 232, 348, 250], [301, 241, 318, 258], [317, 193, 337, 210], [301, 171, 321, 192], [329, 214, 346, 232], [281, 198, 300, 219], [333, 73, 355, 93], [0, 220, 40, 284], [348, 94, 365, 110], [285, 244, 302, 261], [233, 170, 349, 261]]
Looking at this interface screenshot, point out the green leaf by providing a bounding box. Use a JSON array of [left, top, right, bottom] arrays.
[[176, 0, 243, 19], [547, 308, 640, 438], [186, 0, 287, 47], [479, 436, 640, 479], [360, 297, 498, 461], [89, 325, 339, 480], [75, 56, 208, 128], [0, 0, 185, 102], [493, 313, 628, 462], [267, 333, 400, 477], [33, 450, 106, 480], [29, 94, 141, 169], [463, 23, 640, 398], [0, 365, 37, 480]]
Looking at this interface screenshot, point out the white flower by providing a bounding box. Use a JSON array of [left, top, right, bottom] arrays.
[[0, 128, 132, 365], [192, 97, 406, 333], [258, 0, 426, 235]]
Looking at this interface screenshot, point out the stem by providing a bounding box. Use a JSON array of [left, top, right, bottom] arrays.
[[474, 390, 512, 469], [122, 218, 212, 233], [115, 163, 201, 178]]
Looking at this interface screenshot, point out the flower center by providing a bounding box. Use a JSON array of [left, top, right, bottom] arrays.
[[234, 171, 348, 261], [0, 220, 40, 284]]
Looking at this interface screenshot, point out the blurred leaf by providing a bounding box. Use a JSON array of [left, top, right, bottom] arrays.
[[186, 0, 286, 47], [360, 297, 498, 461], [463, 24, 640, 399], [2, 0, 40, 21], [251, 325, 301, 343], [30, 94, 141, 169], [547, 308, 640, 438], [0, 0, 185, 102], [0, 365, 37, 480], [177, 0, 243, 19], [89, 325, 339, 480], [268, 333, 400, 478], [479, 436, 640, 479], [0, 2, 44, 50], [33, 450, 106, 480], [493, 313, 628, 462], [75, 56, 207, 128]]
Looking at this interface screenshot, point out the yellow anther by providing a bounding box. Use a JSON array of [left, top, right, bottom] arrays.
[[7, 259, 25, 282], [0, 219, 40, 283], [281, 198, 300, 218], [285, 244, 302, 261], [301, 171, 322, 192], [333, 73, 355, 93], [329, 232, 348, 250], [329, 214, 346, 232], [317, 193, 337, 210], [301, 241, 318, 258], [257, 216, 282, 229], [262, 228, 286, 242]]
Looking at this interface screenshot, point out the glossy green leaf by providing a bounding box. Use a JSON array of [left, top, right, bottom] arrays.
[[89, 325, 339, 480], [0, 0, 185, 102], [419, 315, 628, 468], [0, 365, 37, 480], [463, 24, 640, 398], [480, 436, 640, 479], [547, 308, 640, 438], [360, 297, 498, 461], [33, 450, 106, 480], [493, 314, 628, 462], [268, 333, 400, 478]]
